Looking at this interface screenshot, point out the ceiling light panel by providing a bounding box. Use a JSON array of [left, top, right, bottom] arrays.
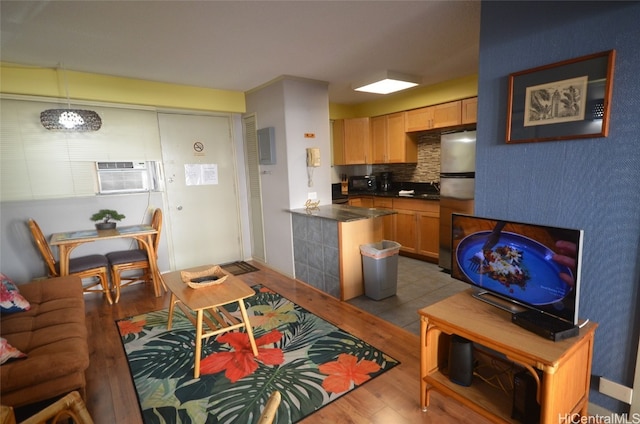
[[353, 71, 421, 95]]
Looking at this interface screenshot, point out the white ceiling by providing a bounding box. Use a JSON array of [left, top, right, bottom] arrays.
[[0, 1, 481, 105]]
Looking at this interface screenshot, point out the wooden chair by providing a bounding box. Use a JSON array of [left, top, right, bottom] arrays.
[[1, 391, 94, 424], [106, 208, 162, 303], [28, 219, 112, 304], [257, 391, 281, 424]]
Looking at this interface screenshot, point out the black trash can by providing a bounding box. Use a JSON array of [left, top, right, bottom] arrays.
[[359, 240, 401, 300]]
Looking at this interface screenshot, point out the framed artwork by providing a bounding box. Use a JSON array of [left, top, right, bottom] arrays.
[[506, 50, 615, 144]]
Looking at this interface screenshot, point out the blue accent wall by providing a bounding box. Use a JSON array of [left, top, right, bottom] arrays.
[[477, 1, 640, 412]]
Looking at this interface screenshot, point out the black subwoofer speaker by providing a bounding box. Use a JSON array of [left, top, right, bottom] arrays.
[[512, 370, 541, 423], [448, 335, 474, 386]]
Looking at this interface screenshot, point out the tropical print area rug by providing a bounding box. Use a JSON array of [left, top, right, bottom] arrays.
[[117, 285, 399, 424]]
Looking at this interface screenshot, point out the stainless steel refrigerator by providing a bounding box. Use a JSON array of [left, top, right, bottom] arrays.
[[438, 130, 476, 271]]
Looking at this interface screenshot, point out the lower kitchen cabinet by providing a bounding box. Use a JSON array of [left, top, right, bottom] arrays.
[[393, 198, 439, 262], [346, 196, 439, 262], [417, 211, 439, 260], [349, 196, 394, 241], [394, 208, 417, 251], [348, 196, 374, 207], [373, 197, 394, 241]]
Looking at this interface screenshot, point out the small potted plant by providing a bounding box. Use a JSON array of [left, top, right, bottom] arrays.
[[91, 209, 126, 230]]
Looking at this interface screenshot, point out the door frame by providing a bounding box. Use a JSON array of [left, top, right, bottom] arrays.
[[156, 109, 248, 268]]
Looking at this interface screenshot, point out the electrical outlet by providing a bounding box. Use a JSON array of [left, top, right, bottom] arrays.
[[308, 192, 317, 200], [599, 377, 633, 404]]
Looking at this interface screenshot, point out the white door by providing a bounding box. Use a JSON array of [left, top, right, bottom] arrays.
[[158, 113, 242, 269]]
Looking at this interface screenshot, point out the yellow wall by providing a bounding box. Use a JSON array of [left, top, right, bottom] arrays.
[[2, 62, 476, 117], [329, 74, 478, 119], [0, 63, 246, 113]]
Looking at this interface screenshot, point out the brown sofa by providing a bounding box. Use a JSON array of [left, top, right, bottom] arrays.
[[0, 276, 90, 408]]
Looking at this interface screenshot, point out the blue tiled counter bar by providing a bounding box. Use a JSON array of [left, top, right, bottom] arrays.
[[289, 205, 396, 300]]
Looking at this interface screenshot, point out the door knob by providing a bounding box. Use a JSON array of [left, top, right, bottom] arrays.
[[177, 206, 183, 211]]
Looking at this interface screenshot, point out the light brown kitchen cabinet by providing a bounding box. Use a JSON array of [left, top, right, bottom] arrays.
[[462, 97, 478, 124], [388, 112, 416, 163], [332, 119, 345, 165], [332, 117, 371, 165], [405, 97, 480, 132], [373, 197, 394, 240], [393, 207, 418, 251], [348, 197, 438, 261], [370, 115, 387, 164], [405, 107, 434, 132], [439, 198, 474, 270], [432, 101, 462, 129], [405, 101, 461, 132], [344, 117, 370, 164], [371, 113, 417, 163], [348, 196, 373, 208], [417, 210, 439, 260], [352, 196, 395, 241], [393, 198, 439, 261]]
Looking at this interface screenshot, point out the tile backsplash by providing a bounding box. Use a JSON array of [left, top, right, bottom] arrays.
[[372, 132, 441, 183]]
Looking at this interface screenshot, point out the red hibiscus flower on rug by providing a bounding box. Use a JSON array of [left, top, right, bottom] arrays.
[[118, 318, 146, 336], [318, 353, 381, 393], [200, 329, 284, 382]]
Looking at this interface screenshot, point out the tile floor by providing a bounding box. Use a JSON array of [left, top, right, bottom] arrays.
[[347, 255, 469, 335]]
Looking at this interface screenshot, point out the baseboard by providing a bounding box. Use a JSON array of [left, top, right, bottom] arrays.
[[588, 402, 632, 423]]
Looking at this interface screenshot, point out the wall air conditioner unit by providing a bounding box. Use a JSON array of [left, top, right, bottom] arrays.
[[95, 161, 162, 194]]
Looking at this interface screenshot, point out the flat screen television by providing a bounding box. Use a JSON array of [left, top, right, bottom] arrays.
[[451, 214, 583, 325]]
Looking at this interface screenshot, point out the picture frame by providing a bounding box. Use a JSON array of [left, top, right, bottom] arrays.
[[506, 50, 615, 144]]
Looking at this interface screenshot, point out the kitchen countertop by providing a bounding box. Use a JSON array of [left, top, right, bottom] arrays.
[[331, 182, 440, 202], [347, 191, 440, 200], [288, 204, 397, 222]]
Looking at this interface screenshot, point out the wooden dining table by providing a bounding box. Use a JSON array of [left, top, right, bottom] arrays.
[[49, 225, 165, 297]]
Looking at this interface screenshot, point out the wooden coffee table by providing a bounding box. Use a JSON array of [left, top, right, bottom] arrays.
[[162, 265, 259, 378]]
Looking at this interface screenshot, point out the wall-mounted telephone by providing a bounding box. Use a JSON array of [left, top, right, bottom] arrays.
[[306, 147, 320, 188], [306, 147, 321, 167]]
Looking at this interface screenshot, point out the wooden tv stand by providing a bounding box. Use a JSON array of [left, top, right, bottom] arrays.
[[419, 289, 597, 424]]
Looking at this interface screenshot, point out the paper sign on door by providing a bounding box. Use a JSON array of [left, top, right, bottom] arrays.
[[185, 163, 218, 186]]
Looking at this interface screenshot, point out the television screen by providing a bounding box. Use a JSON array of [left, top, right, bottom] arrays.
[[451, 214, 583, 325]]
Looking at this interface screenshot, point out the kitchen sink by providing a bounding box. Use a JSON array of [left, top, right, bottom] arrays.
[[412, 193, 440, 200]]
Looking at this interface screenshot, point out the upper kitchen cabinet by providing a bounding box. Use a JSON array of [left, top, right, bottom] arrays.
[[371, 112, 417, 164], [405, 106, 434, 132], [332, 119, 345, 165], [432, 101, 462, 129], [461, 97, 478, 124], [405, 97, 477, 132], [332, 117, 371, 165]]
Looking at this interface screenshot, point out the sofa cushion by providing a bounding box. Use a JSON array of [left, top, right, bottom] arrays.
[[0, 274, 30, 314], [0, 276, 89, 407]]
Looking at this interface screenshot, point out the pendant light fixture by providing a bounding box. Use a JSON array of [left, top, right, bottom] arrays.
[[40, 66, 102, 131]]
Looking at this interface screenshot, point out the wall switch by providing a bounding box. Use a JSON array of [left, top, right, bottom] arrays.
[[599, 377, 633, 404], [308, 192, 317, 200]]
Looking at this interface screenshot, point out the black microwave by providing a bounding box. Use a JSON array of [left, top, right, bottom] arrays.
[[349, 175, 377, 192]]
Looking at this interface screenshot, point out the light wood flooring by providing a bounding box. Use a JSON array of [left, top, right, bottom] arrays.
[[77, 261, 492, 423]]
